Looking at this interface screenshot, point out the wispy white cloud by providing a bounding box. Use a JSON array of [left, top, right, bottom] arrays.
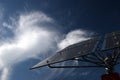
[[58, 29, 93, 49], [0, 11, 58, 80], [1, 67, 9, 80], [2, 22, 13, 30]]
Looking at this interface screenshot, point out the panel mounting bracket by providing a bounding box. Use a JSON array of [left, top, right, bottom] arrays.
[[48, 64, 104, 68]]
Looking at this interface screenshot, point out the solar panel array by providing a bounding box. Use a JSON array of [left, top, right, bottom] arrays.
[[31, 37, 100, 69], [104, 31, 120, 50], [31, 31, 120, 69]]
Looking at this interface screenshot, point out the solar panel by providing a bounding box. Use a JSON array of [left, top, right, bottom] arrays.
[[104, 31, 120, 50], [31, 37, 100, 69]]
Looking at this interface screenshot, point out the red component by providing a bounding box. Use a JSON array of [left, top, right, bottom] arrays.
[[101, 73, 120, 80]]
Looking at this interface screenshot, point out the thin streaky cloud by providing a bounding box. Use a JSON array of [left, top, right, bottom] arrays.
[[58, 29, 93, 49], [0, 11, 58, 80]]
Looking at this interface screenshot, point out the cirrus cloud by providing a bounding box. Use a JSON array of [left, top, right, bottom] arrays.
[[0, 11, 58, 80], [58, 29, 93, 49]]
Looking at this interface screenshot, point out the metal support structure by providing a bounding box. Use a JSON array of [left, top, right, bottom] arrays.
[[46, 47, 120, 75], [48, 64, 103, 68]]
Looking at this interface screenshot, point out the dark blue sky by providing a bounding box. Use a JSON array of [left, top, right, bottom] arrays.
[[0, 0, 120, 80], [1, 0, 120, 33]]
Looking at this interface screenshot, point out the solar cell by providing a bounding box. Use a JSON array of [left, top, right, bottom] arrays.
[[31, 37, 100, 69], [104, 31, 120, 50]]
